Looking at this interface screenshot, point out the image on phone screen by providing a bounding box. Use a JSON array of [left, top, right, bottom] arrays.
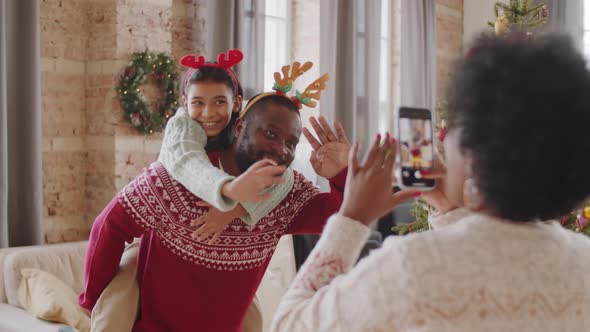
[[398, 107, 435, 189]]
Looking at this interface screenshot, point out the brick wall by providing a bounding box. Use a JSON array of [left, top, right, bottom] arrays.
[[40, 0, 89, 243], [41, 0, 199, 243]]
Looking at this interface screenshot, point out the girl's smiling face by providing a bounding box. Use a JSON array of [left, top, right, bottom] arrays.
[[184, 81, 240, 136]]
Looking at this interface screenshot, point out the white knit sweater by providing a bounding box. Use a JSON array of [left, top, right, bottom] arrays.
[[271, 209, 590, 331], [158, 108, 294, 225]]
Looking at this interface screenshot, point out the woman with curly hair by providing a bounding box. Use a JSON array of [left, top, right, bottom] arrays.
[[271, 34, 590, 332]]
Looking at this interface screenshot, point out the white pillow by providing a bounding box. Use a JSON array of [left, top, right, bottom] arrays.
[[18, 268, 90, 332]]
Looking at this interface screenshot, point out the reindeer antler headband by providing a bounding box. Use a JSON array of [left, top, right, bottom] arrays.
[[179, 49, 243, 95], [239, 61, 329, 119]]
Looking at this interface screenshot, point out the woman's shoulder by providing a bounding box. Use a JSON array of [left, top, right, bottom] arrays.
[[378, 213, 590, 277]]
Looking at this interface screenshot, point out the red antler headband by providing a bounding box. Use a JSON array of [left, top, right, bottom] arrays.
[[180, 49, 243, 95]]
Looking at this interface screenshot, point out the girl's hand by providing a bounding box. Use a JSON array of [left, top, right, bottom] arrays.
[[340, 134, 420, 226], [190, 204, 246, 244], [221, 159, 286, 202]]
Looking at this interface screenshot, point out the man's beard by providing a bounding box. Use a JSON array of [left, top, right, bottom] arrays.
[[235, 131, 287, 173]]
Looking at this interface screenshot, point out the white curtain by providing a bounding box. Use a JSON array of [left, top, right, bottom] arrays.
[[296, 0, 384, 270], [0, 0, 43, 247], [393, 0, 436, 225], [202, 0, 266, 99], [400, 0, 437, 110], [539, 0, 584, 50], [319, 0, 382, 150]]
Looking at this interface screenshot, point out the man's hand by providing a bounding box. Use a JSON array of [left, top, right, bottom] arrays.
[[191, 203, 247, 244], [303, 116, 350, 179], [221, 159, 286, 202]]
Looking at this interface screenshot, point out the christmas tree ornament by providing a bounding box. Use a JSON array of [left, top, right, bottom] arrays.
[[576, 214, 589, 230], [437, 128, 447, 142], [559, 215, 569, 226], [494, 16, 509, 35]]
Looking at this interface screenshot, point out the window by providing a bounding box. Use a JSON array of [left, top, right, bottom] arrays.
[[378, 0, 393, 133], [264, 0, 290, 90], [261, 0, 322, 182], [356, 0, 395, 138]]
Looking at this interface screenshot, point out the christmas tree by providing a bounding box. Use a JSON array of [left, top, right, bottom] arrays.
[[487, 0, 548, 36]]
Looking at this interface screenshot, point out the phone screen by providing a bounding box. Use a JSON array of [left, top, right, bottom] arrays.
[[398, 107, 435, 189]]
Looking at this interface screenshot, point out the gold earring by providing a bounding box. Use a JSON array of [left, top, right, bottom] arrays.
[[463, 178, 482, 210]]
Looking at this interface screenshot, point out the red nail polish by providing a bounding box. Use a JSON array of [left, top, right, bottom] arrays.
[[421, 170, 431, 175], [413, 192, 422, 197], [377, 134, 381, 140]]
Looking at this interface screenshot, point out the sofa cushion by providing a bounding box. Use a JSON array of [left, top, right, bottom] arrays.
[[3, 241, 87, 307], [0, 302, 69, 332], [0, 247, 27, 303], [18, 268, 90, 332]]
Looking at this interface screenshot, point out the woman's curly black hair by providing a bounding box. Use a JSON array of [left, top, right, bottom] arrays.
[[447, 34, 590, 221], [184, 66, 244, 150]]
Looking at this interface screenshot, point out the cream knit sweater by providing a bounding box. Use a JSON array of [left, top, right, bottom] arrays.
[[272, 209, 590, 331]]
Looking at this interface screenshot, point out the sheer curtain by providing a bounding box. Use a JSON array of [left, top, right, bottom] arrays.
[[319, 0, 382, 151], [202, 0, 266, 99], [387, 0, 437, 232], [400, 0, 437, 110], [540, 0, 584, 50], [0, 0, 43, 247], [291, 0, 385, 270]]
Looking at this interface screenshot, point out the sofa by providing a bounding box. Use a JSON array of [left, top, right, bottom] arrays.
[[0, 241, 87, 332], [0, 239, 274, 332]]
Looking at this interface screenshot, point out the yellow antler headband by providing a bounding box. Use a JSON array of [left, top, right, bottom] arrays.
[[239, 61, 330, 119]]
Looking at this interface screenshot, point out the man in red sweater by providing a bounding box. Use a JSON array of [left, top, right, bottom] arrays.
[[79, 94, 349, 332]]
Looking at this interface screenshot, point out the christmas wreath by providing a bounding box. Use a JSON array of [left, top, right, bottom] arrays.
[[116, 50, 180, 134]]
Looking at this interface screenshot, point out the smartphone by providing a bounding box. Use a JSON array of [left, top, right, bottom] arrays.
[[397, 107, 435, 190]]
